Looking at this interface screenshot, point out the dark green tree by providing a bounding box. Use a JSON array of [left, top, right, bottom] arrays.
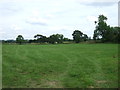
[[63, 38, 70, 41], [34, 34, 47, 43], [56, 34, 64, 43], [93, 15, 120, 43], [48, 34, 57, 44], [82, 34, 88, 41], [93, 15, 111, 42], [112, 27, 120, 43], [48, 34, 64, 44], [72, 30, 83, 43], [16, 35, 24, 44]]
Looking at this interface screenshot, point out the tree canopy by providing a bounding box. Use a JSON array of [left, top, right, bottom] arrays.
[[16, 35, 24, 44], [48, 34, 64, 44], [93, 15, 120, 43], [72, 30, 88, 43], [34, 34, 47, 43]]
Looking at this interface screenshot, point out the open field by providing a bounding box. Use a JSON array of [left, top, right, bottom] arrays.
[[2, 44, 118, 88]]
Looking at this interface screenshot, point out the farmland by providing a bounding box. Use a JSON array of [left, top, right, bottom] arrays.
[[2, 44, 118, 88]]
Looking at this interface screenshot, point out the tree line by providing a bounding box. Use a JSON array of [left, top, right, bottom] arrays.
[[2, 15, 120, 44], [15, 32, 89, 44]]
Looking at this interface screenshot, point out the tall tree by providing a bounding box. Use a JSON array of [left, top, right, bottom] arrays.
[[93, 15, 120, 43], [16, 35, 24, 44], [72, 30, 83, 43], [93, 15, 110, 42]]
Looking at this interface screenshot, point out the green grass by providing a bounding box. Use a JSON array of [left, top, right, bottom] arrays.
[[2, 44, 118, 88]]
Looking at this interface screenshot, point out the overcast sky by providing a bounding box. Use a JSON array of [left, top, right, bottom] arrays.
[[0, 0, 119, 40]]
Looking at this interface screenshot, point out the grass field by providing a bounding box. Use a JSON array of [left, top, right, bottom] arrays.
[[2, 44, 118, 88]]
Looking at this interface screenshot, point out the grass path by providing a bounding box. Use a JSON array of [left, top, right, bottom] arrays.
[[2, 44, 118, 88]]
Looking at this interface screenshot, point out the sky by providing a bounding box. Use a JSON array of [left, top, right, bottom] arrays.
[[0, 0, 119, 40]]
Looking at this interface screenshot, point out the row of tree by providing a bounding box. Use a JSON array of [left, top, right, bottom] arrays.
[[16, 31, 89, 44], [3, 14, 120, 44], [34, 34, 64, 44]]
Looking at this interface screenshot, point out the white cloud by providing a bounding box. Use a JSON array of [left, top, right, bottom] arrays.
[[26, 16, 48, 25], [32, 9, 40, 17], [11, 24, 22, 30], [30, 9, 55, 19], [45, 14, 54, 18], [76, 0, 119, 6], [0, 31, 5, 34], [76, 0, 119, 3], [0, 27, 2, 31], [0, 27, 6, 39], [49, 26, 73, 32], [87, 16, 98, 22]]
